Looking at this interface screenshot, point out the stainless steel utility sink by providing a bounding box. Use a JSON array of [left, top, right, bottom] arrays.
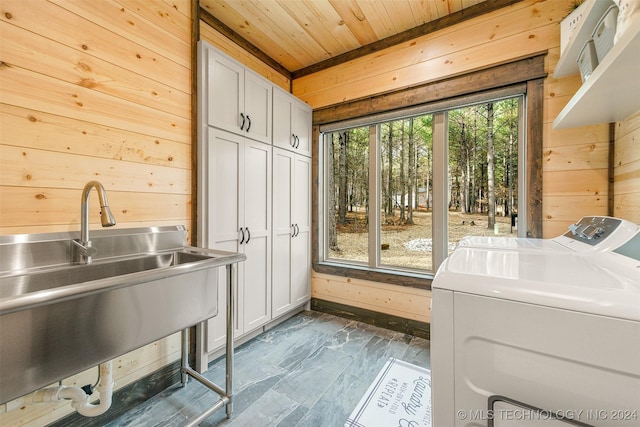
[[0, 226, 245, 405], [1, 250, 215, 303]]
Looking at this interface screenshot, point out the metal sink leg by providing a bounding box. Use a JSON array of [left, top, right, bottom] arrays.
[[180, 263, 235, 426]]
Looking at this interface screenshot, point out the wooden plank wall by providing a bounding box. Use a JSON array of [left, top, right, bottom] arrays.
[[614, 111, 640, 223], [299, 0, 614, 319], [0, 0, 190, 425], [0, 0, 192, 235], [312, 272, 431, 323]]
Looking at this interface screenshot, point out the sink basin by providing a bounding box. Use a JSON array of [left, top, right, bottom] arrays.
[[1, 251, 214, 300], [0, 227, 245, 404]]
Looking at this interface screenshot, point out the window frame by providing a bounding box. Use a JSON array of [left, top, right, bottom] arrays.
[[312, 54, 547, 290]]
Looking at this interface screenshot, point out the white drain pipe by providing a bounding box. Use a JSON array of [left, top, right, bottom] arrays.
[[0, 362, 114, 417]]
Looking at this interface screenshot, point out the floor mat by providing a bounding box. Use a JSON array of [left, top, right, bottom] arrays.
[[345, 357, 432, 427]]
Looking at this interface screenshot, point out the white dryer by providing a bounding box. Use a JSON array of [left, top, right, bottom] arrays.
[[431, 216, 640, 427], [457, 216, 638, 254]]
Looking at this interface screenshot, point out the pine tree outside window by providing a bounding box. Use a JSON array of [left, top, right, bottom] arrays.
[[322, 94, 525, 275]]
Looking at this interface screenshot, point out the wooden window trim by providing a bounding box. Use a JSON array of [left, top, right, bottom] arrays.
[[191, 0, 201, 247], [311, 53, 547, 290]]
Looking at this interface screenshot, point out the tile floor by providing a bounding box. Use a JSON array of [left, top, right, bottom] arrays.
[[106, 310, 431, 427]]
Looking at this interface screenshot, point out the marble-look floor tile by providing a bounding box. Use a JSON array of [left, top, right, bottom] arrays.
[[403, 336, 431, 368], [106, 382, 208, 427], [323, 320, 378, 356], [272, 345, 354, 409], [275, 405, 308, 427], [225, 389, 300, 427], [302, 311, 352, 335], [347, 334, 408, 381], [153, 413, 189, 427], [296, 371, 371, 427], [252, 326, 332, 372], [106, 311, 430, 427]]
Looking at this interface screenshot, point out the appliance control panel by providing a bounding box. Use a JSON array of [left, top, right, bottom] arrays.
[[565, 216, 621, 246], [553, 216, 639, 253]]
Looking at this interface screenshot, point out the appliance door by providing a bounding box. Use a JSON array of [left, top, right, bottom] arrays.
[[449, 292, 640, 427]]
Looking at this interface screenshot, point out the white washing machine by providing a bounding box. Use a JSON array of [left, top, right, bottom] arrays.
[[457, 216, 638, 254], [431, 216, 640, 427]]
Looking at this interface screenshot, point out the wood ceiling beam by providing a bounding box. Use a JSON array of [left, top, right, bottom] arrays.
[[199, 7, 293, 80], [293, 0, 524, 79]]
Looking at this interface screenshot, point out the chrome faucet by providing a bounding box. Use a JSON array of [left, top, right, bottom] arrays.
[[72, 180, 116, 264]]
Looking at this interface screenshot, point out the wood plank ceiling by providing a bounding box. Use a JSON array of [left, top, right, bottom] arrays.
[[199, 0, 521, 78]]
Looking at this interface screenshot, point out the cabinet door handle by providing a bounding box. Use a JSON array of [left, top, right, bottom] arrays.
[[295, 135, 300, 148], [291, 224, 296, 236], [240, 113, 246, 131], [246, 116, 251, 132], [239, 227, 245, 244], [291, 134, 296, 147], [295, 224, 299, 237], [245, 227, 251, 243]]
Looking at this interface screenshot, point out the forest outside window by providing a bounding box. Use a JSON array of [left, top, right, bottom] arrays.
[[321, 94, 525, 275]]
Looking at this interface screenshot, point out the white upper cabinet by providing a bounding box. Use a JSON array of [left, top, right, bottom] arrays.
[[203, 41, 272, 144], [273, 86, 312, 157], [293, 99, 312, 156], [273, 88, 293, 150], [244, 70, 273, 143]]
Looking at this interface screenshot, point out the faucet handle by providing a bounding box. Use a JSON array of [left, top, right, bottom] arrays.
[[72, 239, 98, 263]]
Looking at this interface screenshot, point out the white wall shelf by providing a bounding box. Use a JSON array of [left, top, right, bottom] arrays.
[[554, 0, 613, 79], [553, 18, 640, 129]]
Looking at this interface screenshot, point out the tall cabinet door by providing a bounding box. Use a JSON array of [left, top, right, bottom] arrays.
[[204, 130, 272, 352], [206, 50, 244, 135], [291, 154, 311, 304], [244, 70, 272, 144], [242, 140, 272, 331], [273, 88, 295, 151], [272, 149, 311, 317], [205, 129, 245, 351], [272, 148, 293, 317], [292, 101, 312, 157], [273, 88, 312, 157]]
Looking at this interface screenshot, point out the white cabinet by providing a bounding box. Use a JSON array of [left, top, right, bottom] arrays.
[[197, 41, 311, 362], [272, 148, 311, 318], [290, 153, 311, 306], [273, 87, 312, 157], [203, 42, 272, 144], [203, 128, 272, 352]]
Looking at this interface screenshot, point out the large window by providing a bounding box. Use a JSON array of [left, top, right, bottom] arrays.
[[326, 127, 370, 264], [322, 94, 525, 275], [447, 98, 523, 255]]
